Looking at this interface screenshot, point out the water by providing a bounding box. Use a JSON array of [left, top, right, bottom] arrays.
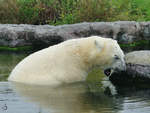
[[0, 52, 28, 81], [0, 52, 150, 113]]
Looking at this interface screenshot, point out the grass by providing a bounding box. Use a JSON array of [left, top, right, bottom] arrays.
[[0, 46, 32, 51], [0, 0, 150, 25], [120, 40, 150, 47]]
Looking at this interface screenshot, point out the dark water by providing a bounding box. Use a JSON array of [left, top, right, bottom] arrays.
[[0, 52, 150, 113], [0, 52, 28, 81]]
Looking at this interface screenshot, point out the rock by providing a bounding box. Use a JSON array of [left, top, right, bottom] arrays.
[[110, 51, 150, 86], [125, 51, 150, 65], [0, 21, 150, 47]]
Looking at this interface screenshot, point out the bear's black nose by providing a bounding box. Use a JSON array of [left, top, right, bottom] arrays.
[[104, 68, 111, 77]]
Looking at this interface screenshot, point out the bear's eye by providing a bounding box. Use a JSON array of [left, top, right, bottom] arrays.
[[114, 55, 120, 60]]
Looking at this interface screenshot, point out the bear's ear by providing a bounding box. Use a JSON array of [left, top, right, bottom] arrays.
[[94, 40, 102, 52]]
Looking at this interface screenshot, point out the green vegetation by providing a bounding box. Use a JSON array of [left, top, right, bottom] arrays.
[[0, 0, 150, 25], [0, 46, 32, 51], [0, 40, 149, 51], [120, 40, 150, 47], [120, 40, 150, 52]]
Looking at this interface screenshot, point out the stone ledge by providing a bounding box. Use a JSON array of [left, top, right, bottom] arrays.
[[0, 21, 150, 47]]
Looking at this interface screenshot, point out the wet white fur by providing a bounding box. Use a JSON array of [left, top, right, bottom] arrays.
[[8, 36, 125, 85]]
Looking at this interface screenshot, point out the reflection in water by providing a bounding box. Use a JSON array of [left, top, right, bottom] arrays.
[[0, 52, 27, 81], [117, 87, 150, 113], [8, 82, 150, 113], [1, 52, 150, 113], [10, 82, 121, 113]]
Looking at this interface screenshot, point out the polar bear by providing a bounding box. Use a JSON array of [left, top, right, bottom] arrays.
[[8, 36, 126, 85]]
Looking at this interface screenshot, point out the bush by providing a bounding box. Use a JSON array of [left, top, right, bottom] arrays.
[[0, 0, 150, 25], [0, 0, 19, 23]]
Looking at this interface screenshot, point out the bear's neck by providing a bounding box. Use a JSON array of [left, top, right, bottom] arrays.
[[73, 44, 99, 72]]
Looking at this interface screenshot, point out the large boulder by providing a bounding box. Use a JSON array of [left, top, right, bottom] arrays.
[[110, 51, 150, 86]]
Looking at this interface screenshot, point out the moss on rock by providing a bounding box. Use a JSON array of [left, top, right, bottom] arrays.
[[0, 46, 33, 51]]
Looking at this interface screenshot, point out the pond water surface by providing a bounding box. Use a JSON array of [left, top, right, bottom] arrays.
[[1, 52, 150, 113]]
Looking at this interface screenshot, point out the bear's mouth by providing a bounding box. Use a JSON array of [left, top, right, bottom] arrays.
[[104, 68, 113, 77]]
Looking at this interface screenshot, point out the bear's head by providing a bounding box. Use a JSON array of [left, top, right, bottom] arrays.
[[89, 36, 126, 77]]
